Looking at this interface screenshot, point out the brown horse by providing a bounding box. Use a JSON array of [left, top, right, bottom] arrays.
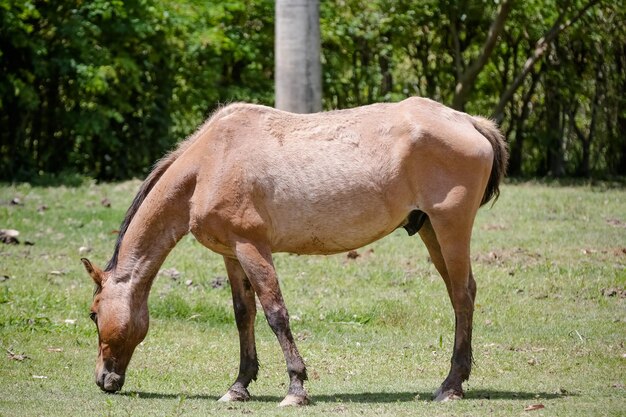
[[82, 97, 508, 406]]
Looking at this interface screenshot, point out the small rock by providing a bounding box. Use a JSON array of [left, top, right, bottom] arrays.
[[185, 279, 193, 286], [101, 198, 111, 208], [10, 197, 22, 205], [79, 246, 92, 255], [159, 268, 181, 280], [0, 229, 20, 244]]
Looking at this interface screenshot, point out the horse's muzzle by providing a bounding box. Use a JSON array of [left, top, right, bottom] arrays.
[[97, 371, 125, 392]]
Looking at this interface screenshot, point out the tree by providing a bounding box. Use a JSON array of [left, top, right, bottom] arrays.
[[275, 0, 322, 113], [1, 0, 623, 181], [451, 0, 514, 111]]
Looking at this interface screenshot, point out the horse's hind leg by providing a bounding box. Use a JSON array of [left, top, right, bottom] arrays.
[[219, 256, 260, 402], [419, 214, 477, 401], [233, 240, 309, 407]]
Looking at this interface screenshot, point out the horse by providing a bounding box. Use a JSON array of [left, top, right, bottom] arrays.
[[81, 96, 508, 406]]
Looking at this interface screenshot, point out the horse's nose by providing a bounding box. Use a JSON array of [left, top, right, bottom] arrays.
[[96, 370, 125, 392]]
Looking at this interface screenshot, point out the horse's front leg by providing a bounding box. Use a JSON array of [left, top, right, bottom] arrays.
[[233, 240, 309, 407], [219, 256, 259, 402]]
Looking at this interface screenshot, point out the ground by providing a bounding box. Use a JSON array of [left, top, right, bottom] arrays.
[[0, 180, 625, 416]]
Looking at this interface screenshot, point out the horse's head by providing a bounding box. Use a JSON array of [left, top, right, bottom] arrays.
[[81, 258, 149, 393]]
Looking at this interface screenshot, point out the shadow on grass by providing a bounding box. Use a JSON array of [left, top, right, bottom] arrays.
[[118, 391, 217, 401], [120, 389, 573, 403]]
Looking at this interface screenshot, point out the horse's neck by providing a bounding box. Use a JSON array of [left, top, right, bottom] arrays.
[[115, 181, 192, 297]]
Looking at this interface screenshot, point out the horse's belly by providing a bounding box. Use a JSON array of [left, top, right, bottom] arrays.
[[268, 200, 402, 255], [273, 229, 391, 255]]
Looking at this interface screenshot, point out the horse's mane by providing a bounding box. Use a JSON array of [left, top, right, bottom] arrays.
[[104, 142, 189, 271], [104, 116, 215, 272]]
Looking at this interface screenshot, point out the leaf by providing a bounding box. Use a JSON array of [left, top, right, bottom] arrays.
[[524, 404, 545, 411], [6, 349, 29, 361]]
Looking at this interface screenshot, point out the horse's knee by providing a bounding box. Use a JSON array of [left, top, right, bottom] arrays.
[[265, 306, 290, 335]]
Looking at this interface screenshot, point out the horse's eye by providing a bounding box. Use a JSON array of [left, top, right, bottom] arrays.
[[89, 312, 97, 323]]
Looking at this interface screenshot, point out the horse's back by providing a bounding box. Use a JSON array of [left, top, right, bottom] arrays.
[[187, 98, 496, 255]]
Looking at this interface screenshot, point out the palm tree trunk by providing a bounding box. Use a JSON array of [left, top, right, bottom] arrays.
[[275, 0, 322, 113]]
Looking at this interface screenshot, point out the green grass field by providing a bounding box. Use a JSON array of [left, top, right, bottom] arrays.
[[1, 181, 624, 417]]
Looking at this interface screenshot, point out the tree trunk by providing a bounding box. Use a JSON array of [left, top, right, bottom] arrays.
[[617, 44, 626, 176], [451, 0, 514, 110], [275, 0, 322, 113], [492, 0, 600, 122], [509, 69, 541, 176]]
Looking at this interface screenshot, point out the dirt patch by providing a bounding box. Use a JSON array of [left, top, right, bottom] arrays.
[[601, 287, 626, 298], [474, 247, 542, 266], [606, 218, 626, 228], [210, 276, 227, 289]]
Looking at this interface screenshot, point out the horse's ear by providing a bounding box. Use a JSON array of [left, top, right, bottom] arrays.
[[81, 258, 103, 286]]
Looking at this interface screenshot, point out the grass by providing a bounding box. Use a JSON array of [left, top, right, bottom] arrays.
[[0, 180, 625, 417]]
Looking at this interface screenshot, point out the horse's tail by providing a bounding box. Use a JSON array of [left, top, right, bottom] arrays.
[[471, 116, 509, 207]]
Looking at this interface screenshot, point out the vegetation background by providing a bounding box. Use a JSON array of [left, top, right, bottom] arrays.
[[1, 1, 625, 416], [1, 0, 624, 182]]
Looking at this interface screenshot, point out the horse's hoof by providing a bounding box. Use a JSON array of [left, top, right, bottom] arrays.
[[218, 387, 251, 402], [433, 387, 464, 402], [278, 394, 310, 407]]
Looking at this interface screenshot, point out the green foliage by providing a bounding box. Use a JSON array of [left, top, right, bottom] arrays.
[[0, 0, 624, 181], [0, 0, 275, 181]]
